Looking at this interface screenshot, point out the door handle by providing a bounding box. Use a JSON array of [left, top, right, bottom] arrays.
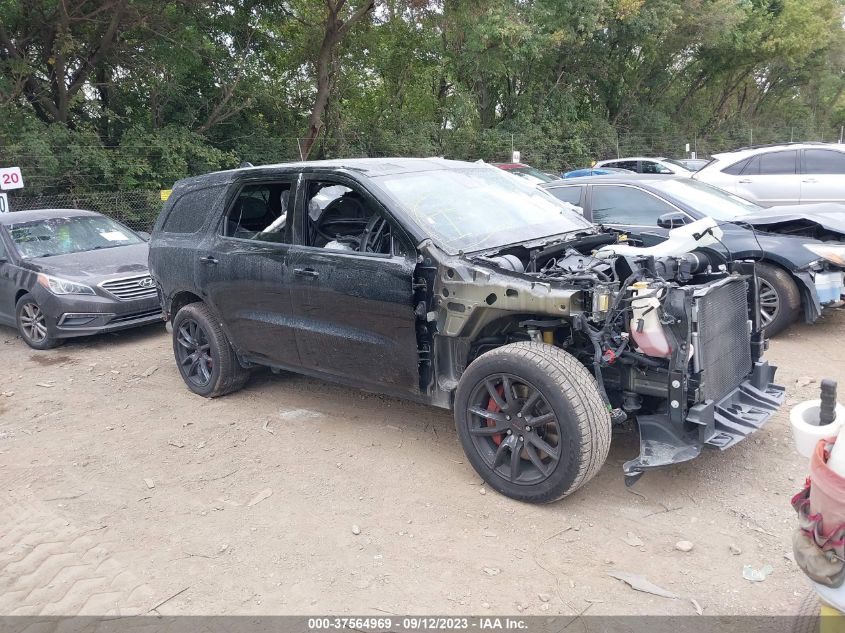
[[294, 267, 320, 278], [199, 255, 218, 265], [738, 179, 752, 183], [802, 178, 818, 184]]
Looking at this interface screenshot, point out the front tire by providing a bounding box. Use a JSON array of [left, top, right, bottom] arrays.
[[454, 342, 611, 503], [16, 294, 62, 350], [756, 263, 801, 337], [172, 302, 249, 397]]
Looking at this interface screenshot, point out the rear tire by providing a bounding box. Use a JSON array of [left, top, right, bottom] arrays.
[[757, 262, 800, 337], [16, 294, 62, 350], [172, 302, 248, 397], [454, 342, 611, 503]]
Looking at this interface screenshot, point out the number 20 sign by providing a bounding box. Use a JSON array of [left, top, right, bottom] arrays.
[[0, 167, 24, 190]]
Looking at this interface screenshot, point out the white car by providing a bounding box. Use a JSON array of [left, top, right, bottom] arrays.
[[593, 156, 694, 176], [693, 143, 845, 206]]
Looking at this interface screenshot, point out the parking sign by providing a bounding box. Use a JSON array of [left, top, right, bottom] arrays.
[[0, 193, 7, 213], [0, 167, 24, 190]]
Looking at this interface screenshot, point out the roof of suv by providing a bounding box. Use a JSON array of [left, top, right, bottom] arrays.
[[710, 142, 844, 161], [595, 156, 668, 163], [206, 157, 481, 179]]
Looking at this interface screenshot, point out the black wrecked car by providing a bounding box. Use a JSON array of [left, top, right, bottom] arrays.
[[540, 176, 845, 335], [149, 159, 784, 502], [0, 209, 161, 349]]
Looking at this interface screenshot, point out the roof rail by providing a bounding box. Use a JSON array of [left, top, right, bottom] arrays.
[[729, 141, 833, 152]]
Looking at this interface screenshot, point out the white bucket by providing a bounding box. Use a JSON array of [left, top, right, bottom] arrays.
[[790, 400, 845, 459]]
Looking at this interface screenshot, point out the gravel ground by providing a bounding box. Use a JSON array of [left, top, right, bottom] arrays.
[[0, 308, 843, 616]]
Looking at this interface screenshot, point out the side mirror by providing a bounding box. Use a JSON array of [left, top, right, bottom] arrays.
[[137, 231, 151, 241], [657, 212, 690, 229]]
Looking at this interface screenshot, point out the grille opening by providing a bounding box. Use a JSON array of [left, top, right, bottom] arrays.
[[100, 275, 158, 301]]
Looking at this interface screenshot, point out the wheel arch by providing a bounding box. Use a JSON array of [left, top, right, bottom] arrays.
[[168, 290, 203, 322]]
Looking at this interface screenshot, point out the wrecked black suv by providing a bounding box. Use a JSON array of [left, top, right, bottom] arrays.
[[149, 158, 785, 503]]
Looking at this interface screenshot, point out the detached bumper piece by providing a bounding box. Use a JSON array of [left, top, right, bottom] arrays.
[[623, 361, 785, 484]]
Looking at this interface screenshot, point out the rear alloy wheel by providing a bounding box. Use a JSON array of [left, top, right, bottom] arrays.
[[172, 302, 249, 397], [756, 263, 801, 337], [15, 294, 62, 350], [455, 342, 611, 503]]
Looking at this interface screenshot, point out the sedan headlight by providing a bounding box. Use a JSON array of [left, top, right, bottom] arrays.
[[805, 244, 845, 268], [37, 273, 96, 296]]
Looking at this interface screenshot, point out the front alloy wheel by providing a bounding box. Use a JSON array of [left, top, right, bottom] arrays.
[[758, 278, 780, 329], [15, 294, 62, 350], [454, 342, 611, 503], [466, 373, 562, 486]]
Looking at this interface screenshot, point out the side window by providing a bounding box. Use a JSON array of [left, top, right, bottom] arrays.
[[641, 161, 672, 174], [0, 234, 6, 259], [545, 186, 583, 207], [758, 151, 796, 175], [303, 180, 404, 256], [224, 183, 291, 243], [606, 160, 638, 171], [161, 186, 223, 234], [722, 157, 749, 175], [804, 149, 845, 175], [591, 185, 677, 225], [741, 155, 760, 175]]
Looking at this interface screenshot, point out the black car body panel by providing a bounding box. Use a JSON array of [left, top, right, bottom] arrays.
[[540, 175, 844, 324], [0, 209, 162, 339], [150, 159, 785, 478]]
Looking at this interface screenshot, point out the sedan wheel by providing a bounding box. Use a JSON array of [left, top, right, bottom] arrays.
[[755, 262, 801, 337], [15, 293, 62, 350], [758, 278, 780, 329]]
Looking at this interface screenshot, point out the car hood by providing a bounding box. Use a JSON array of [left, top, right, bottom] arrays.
[[738, 203, 845, 239], [22, 242, 150, 282]]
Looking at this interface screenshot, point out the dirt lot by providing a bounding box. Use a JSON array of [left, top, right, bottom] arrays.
[[1, 309, 843, 617]]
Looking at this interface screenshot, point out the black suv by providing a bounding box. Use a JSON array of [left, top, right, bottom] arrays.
[[149, 158, 784, 503]]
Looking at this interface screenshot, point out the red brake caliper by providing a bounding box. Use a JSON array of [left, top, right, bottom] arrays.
[[486, 385, 505, 446]]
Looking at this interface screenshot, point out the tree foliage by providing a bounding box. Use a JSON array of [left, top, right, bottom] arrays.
[[1, 0, 843, 193]]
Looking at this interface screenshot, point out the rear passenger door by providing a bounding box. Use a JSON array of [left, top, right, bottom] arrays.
[[285, 173, 421, 394], [800, 148, 845, 204], [197, 177, 302, 367], [734, 150, 800, 206], [150, 183, 228, 312]]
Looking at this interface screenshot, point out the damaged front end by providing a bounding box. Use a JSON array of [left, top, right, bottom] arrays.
[[427, 218, 785, 482]]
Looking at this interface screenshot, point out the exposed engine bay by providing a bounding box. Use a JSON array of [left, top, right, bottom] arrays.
[[420, 218, 785, 480]]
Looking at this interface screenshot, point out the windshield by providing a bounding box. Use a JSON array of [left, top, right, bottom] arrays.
[[662, 158, 694, 172], [8, 215, 143, 259], [375, 167, 592, 254], [651, 179, 763, 220]]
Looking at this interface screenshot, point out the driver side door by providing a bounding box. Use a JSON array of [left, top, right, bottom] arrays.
[[285, 173, 421, 395]]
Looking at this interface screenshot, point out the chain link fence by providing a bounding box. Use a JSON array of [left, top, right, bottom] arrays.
[[5, 190, 164, 232]]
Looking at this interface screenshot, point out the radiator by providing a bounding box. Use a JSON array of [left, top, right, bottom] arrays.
[[694, 278, 752, 402]]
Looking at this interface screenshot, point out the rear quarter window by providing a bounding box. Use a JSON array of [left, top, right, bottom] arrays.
[[160, 185, 225, 234], [545, 186, 584, 206], [721, 158, 749, 175]]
